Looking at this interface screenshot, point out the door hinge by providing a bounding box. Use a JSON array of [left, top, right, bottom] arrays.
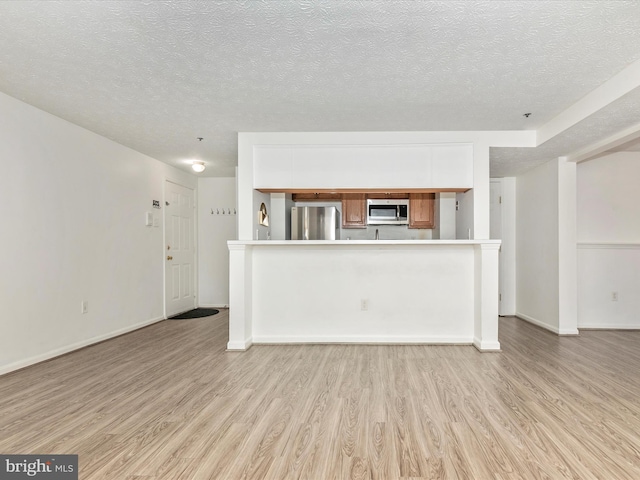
[[499, 196, 502, 204], [499, 293, 502, 301]]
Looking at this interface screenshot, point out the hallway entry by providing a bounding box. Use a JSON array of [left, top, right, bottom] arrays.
[[164, 180, 196, 317]]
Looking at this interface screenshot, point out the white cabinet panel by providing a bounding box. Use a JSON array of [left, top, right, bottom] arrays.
[[253, 146, 293, 188], [293, 145, 433, 189], [396, 146, 432, 187], [431, 144, 473, 188], [292, 148, 345, 188], [254, 144, 472, 190]]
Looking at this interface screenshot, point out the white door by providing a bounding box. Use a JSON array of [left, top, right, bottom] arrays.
[[490, 180, 504, 315], [165, 181, 196, 317]]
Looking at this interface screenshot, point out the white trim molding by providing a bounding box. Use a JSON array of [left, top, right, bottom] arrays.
[[253, 335, 473, 345], [577, 242, 640, 249], [473, 338, 502, 352], [516, 313, 579, 336], [0, 316, 166, 376], [227, 338, 253, 351]]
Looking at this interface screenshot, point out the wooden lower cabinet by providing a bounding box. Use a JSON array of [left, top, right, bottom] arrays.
[[342, 194, 367, 228], [409, 193, 435, 229]]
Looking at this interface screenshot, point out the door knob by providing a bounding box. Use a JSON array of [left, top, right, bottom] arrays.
[[167, 256, 173, 260]]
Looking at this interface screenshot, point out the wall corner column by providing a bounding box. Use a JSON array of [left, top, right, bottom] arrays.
[[558, 157, 579, 335], [473, 144, 491, 239], [474, 242, 501, 351], [227, 242, 253, 350], [237, 134, 255, 241]]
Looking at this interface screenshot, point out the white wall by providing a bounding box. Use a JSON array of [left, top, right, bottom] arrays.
[[197, 177, 237, 307], [516, 158, 578, 334], [557, 158, 578, 334], [577, 152, 640, 328], [227, 240, 501, 351], [269, 193, 293, 240], [456, 190, 474, 240], [0, 91, 196, 374], [252, 245, 476, 342], [516, 159, 560, 331], [578, 245, 640, 328], [499, 178, 517, 315], [578, 152, 640, 242], [433, 192, 457, 240]]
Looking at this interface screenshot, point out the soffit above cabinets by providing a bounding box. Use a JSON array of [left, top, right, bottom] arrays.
[[253, 144, 473, 191]]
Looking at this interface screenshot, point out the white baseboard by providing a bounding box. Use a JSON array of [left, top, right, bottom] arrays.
[[227, 338, 253, 351], [579, 324, 640, 330], [198, 303, 229, 309], [473, 338, 501, 352], [515, 313, 579, 335], [251, 335, 474, 345], [558, 328, 579, 335], [0, 316, 165, 376]]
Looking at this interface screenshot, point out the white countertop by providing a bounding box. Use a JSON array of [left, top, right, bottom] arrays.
[[229, 239, 501, 246]]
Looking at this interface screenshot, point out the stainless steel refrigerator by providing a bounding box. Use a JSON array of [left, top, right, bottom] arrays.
[[291, 206, 340, 240]]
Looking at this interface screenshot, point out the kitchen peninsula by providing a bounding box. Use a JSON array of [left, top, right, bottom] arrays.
[[229, 239, 501, 350], [228, 131, 534, 352]]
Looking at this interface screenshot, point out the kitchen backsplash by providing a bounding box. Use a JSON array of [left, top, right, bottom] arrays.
[[342, 224, 432, 241]]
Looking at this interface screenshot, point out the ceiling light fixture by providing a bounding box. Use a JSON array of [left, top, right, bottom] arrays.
[[191, 160, 205, 173]]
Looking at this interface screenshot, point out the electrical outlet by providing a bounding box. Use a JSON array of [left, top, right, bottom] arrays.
[[361, 299, 369, 311], [612, 292, 618, 302], [81, 300, 88, 314]]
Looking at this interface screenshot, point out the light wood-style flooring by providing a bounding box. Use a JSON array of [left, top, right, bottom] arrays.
[[2, 311, 640, 479]]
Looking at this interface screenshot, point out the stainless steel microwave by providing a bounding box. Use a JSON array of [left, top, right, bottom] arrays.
[[367, 199, 409, 225]]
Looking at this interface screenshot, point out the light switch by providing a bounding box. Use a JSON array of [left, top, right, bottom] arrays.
[[145, 212, 153, 226]]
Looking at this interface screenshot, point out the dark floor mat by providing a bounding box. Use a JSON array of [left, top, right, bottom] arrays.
[[169, 308, 219, 319]]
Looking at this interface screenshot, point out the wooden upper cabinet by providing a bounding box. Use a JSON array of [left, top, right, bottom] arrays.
[[342, 193, 367, 228], [366, 193, 408, 199], [409, 193, 435, 229], [292, 192, 342, 201]]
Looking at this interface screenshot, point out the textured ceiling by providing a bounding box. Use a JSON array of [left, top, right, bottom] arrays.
[[610, 137, 640, 153], [1, 1, 640, 177], [491, 86, 640, 177]]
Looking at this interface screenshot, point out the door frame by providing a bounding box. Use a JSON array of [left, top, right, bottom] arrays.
[[490, 179, 504, 314], [163, 178, 198, 318], [490, 177, 516, 316]]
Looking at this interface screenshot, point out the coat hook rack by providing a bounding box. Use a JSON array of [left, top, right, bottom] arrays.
[[210, 207, 237, 216]]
